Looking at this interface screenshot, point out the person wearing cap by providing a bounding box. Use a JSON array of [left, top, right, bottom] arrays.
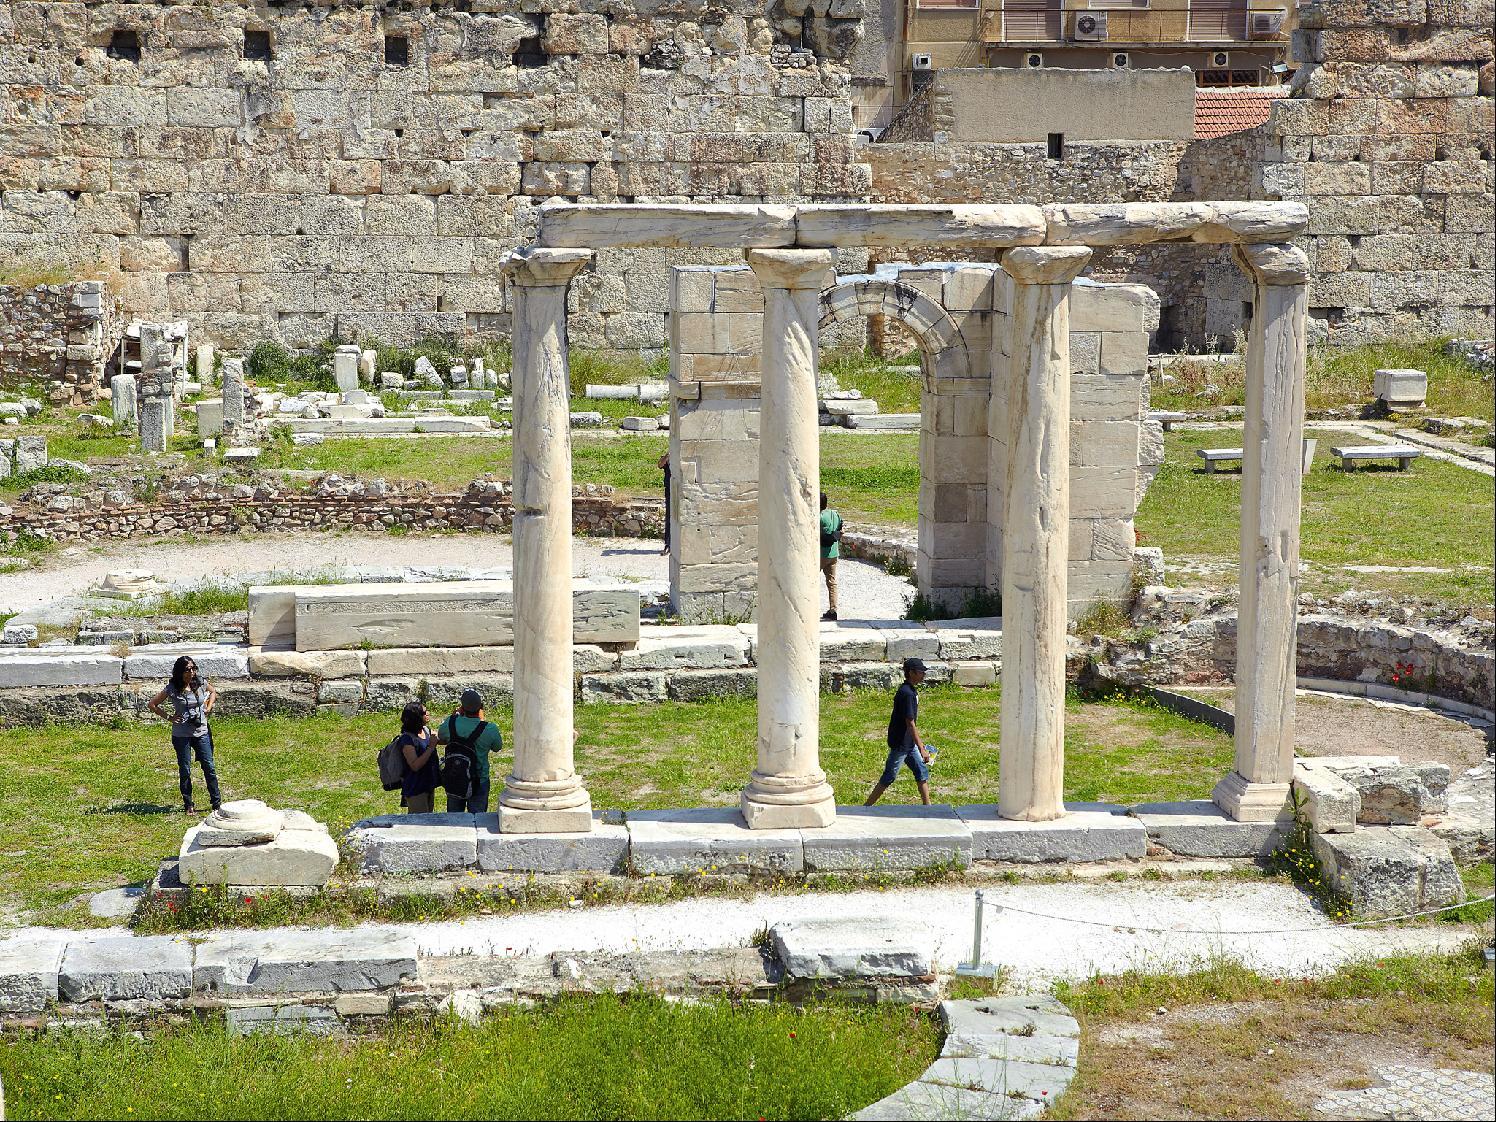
[[435, 688, 505, 813], [864, 657, 932, 806]]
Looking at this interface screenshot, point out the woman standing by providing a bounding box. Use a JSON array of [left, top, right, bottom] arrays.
[[396, 701, 441, 814], [147, 655, 221, 814]]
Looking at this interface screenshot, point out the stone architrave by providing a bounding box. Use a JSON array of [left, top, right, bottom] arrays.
[[740, 248, 838, 830], [221, 358, 245, 431], [110, 374, 137, 426], [333, 345, 361, 396], [997, 246, 1092, 823], [497, 248, 596, 835], [1214, 244, 1309, 824]]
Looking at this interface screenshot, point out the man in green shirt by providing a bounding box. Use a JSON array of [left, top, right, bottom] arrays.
[[819, 491, 842, 622], [436, 688, 505, 813]]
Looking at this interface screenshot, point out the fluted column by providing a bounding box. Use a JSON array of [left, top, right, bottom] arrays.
[[741, 248, 838, 830], [997, 246, 1091, 822], [498, 248, 595, 835], [1214, 243, 1309, 823]]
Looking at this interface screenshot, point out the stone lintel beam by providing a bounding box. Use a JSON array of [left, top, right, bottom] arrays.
[[1042, 202, 1310, 246], [1214, 240, 1309, 825], [794, 205, 1046, 248], [536, 202, 798, 249]]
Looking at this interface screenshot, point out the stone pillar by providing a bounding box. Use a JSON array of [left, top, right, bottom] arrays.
[[741, 249, 838, 830], [137, 323, 173, 453], [497, 248, 595, 835], [221, 358, 245, 432], [195, 343, 214, 385], [110, 373, 137, 426], [997, 247, 1091, 823], [333, 345, 361, 397], [1214, 244, 1309, 823]]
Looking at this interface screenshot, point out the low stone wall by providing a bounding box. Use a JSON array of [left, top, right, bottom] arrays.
[[0, 280, 123, 405]]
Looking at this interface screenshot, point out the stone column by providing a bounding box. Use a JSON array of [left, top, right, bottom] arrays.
[[741, 249, 838, 830], [221, 358, 245, 432], [137, 323, 173, 454], [497, 247, 595, 835], [1214, 244, 1309, 823], [997, 246, 1091, 823]]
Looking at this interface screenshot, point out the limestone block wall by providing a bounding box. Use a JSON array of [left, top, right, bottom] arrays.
[[668, 262, 1158, 621], [0, 0, 868, 352], [0, 280, 123, 404]]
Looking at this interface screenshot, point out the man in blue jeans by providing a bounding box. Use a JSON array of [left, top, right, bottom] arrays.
[[864, 658, 933, 806], [436, 688, 504, 813]]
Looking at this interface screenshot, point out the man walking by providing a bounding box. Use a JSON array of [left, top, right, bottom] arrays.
[[436, 688, 504, 813], [819, 491, 842, 621], [865, 658, 932, 806]]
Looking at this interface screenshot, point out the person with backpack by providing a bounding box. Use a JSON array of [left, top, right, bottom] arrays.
[[819, 491, 843, 621], [864, 658, 934, 807], [147, 654, 221, 814], [390, 701, 441, 814], [436, 688, 504, 813]]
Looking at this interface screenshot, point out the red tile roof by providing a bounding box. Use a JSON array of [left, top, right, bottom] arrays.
[[1194, 87, 1289, 140]]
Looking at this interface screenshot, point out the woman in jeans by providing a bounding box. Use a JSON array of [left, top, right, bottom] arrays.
[[147, 655, 221, 814], [397, 701, 441, 814]]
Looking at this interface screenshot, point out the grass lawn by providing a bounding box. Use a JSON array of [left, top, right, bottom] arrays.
[[0, 995, 937, 1121], [1137, 428, 1496, 606], [1049, 946, 1496, 1120], [0, 687, 1232, 927]]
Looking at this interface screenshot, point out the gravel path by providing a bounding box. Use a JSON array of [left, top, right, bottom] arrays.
[[0, 531, 914, 620], [385, 880, 1473, 985]]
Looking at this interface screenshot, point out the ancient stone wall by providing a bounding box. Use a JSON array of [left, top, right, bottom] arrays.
[[1269, 0, 1495, 344], [0, 279, 123, 404], [0, 0, 868, 353]]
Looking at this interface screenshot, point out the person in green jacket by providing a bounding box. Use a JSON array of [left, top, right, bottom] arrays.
[[435, 688, 505, 813], [819, 491, 842, 621]]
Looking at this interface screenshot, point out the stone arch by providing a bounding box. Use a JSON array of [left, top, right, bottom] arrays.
[[817, 277, 970, 383]]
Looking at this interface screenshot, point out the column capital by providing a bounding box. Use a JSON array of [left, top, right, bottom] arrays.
[[1002, 246, 1092, 286], [501, 247, 594, 287], [1233, 242, 1310, 286], [744, 248, 836, 291]]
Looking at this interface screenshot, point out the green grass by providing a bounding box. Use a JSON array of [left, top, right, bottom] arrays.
[[0, 686, 1232, 926], [1150, 336, 1495, 420], [1137, 427, 1495, 606], [822, 433, 919, 528], [821, 349, 923, 414], [0, 995, 938, 1121]]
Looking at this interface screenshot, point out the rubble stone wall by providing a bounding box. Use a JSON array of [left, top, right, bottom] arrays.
[[0, 0, 869, 353], [0, 280, 123, 404]]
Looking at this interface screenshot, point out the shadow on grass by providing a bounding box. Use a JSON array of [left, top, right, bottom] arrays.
[[86, 802, 179, 816]]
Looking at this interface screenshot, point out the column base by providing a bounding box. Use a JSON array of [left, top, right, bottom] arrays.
[[741, 791, 836, 830], [1212, 771, 1293, 823], [497, 796, 594, 835]]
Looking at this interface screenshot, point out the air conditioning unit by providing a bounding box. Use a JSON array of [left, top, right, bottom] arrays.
[[1072, 12, 1108, 41], [1248, 9, 1287, 38], [1111, 51, 1131, 69], [912, 52, 934, 70], [1024, 51, 1045, 69], [1208, 50, 1231, 68]]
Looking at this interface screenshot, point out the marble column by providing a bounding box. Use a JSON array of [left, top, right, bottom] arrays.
[[1214, 244, 1309, 823], [997, 246, 1091, 823], [497, 247, 595, 835], [741, 248, 838, 830]]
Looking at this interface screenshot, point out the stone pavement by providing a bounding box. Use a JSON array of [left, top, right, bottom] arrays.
[[1312, 1065, 1496, 1121], [854, 995, 1079, 1120]]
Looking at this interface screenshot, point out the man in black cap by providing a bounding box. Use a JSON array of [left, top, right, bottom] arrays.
[[864, 657, 932, 806], [435, 688, 504, 813]]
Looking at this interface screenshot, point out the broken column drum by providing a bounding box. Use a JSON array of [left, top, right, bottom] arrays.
[[498, 248, 596, 835]]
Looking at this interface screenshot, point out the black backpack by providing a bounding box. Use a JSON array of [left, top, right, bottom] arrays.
[[441, 718, 487, 798]]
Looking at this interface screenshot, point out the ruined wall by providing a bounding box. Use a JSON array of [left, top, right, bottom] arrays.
[[0, 279, 122, 403], [1266, 0, 1495, 344], [0, 0, 868, 352]]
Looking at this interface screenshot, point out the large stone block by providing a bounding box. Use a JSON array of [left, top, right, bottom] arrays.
[[477, 815, 630, 874], [618, 626, 750, 671], [58, 935, 193, 1002], [194, 929, 419, 994], [248, 648, 367, 679], [0, 649, 123, 687], [1292, 762, 1361, 834], [770, 916, 932, 980], [124, 643, 250, 681], [957, 803, 1146, 863], [0, 930, 68, 1013], [1131, 800, 1288, 857], [364, 646, 515, 677], [346, 813, 478, 874], [626, 807, 803, 875], [800, 805, 973, 872], [247, 587, 296, 650], [179, 820, 340, 887], [1310, 826, 1463, 918], [292, 580, 639, 651]]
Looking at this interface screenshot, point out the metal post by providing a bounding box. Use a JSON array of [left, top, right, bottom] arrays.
[[955, 889, 999, 978]]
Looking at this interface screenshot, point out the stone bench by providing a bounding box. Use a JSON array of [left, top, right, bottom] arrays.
[[1148, 410, 1186, 431], [1195, 447, 1244, 473], [1330, 444, 1423, 471]]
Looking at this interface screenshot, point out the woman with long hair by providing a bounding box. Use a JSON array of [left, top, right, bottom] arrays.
[[147, 655, 221, 814], [397, 700, 441, 814]]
